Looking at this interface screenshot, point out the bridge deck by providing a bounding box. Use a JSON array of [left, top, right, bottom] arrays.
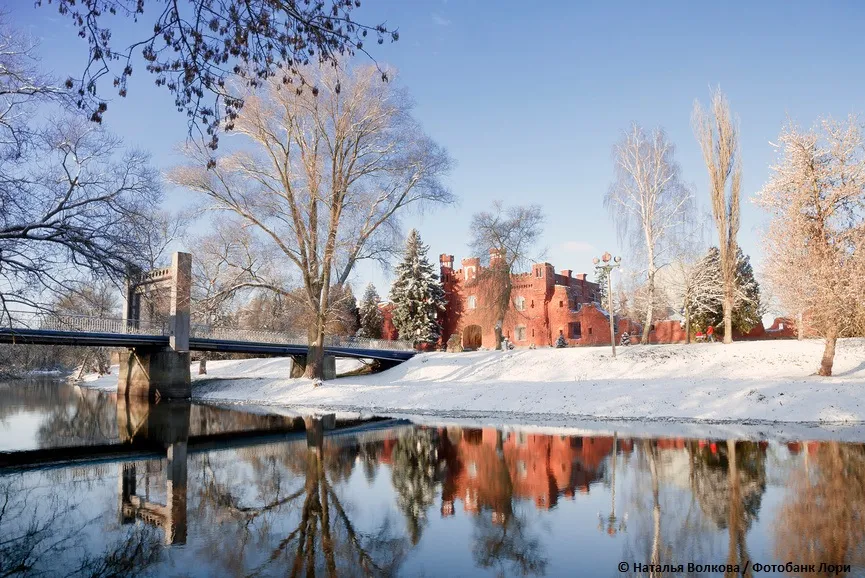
[[0, 328, 416, 361]]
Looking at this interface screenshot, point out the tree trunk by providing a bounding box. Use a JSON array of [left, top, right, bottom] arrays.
[[685, 302, 691, 345], [818, 332, 837, 376], [305, 280, 331, 380], [494, 323, 503, 351], [797, 310, 803, 340], [641, 269, 655, 345], [198, 352, 207, 375], [722, 283, 734, 344]]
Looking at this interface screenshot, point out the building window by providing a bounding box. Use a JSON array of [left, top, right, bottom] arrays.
[[467, 295, 477, 310], [515, 326, 526, 341], [515, 296, 526, 311], [531, 300, 534, 308], [559, 300, 563, 308], [569, 322, 582, 339], [588, 327, 593, 335]]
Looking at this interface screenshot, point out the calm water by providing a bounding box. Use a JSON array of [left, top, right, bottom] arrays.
[[1, 380, 864, 577]]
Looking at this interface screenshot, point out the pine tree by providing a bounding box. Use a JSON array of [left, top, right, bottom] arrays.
[[357, 283, 384, 339], [688, 247, 762, 336], [389, 229, 447, 345]]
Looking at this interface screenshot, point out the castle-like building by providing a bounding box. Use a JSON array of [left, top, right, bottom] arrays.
[[380, 250, 797, 349], [437, 251, 617, 349]]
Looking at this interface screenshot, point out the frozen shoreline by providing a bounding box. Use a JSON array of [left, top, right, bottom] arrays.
[[80, 338, 865, 440]]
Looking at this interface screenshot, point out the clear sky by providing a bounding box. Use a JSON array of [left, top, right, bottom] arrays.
[[14, 0, 865, 298]]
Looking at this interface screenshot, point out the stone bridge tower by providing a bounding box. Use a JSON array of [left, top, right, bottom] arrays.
[[119, 252, 192, 400]]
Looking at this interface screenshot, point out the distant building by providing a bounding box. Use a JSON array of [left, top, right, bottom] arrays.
[[438, 251, 607, 349]]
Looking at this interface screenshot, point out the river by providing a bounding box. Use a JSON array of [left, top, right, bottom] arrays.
[[1, 379, 863, 577]]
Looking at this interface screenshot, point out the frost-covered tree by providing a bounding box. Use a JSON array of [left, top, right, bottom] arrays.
[[667, 256, 723, 343], [389, 230, 447, 345], [358, 283, 384, 339], [687, 247, 761, 336], [757, 117, 865, 376], [606, 124, 694, 345]]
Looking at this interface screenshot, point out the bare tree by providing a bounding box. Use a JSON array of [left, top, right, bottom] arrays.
[[693, 88, 742, 344], [606, 124, 693, 344], [169, 61, 454, 378], [0, 19, 163, 321], [756, 117, 865, 376], [38, 0, 398, 149], [468, 202, 544, 350]]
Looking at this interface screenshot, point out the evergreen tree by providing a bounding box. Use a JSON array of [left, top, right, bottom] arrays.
[[391, 430, 442, 545], [389, 230, 447, 345], [688, 247, 762, 335], [358, 283, 384, 339], [593, 266, 609, 303]]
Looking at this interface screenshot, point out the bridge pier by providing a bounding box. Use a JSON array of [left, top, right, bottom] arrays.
[[119, 348, 191, 401]]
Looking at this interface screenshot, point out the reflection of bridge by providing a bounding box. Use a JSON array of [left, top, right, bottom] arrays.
[[0, 251, 415, 399], [0, 395, 408, 546]]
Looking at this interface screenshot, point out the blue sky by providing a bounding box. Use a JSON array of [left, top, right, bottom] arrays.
[[15, 0, 865, 296]]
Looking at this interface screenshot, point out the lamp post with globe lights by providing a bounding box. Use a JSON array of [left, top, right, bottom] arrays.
[[592, 252, 621, 358]]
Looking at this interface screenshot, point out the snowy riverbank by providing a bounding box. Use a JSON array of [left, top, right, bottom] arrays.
[[80, 338, 865, 436]]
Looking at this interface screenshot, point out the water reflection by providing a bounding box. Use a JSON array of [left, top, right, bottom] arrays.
[[1, 382, 865, 576]]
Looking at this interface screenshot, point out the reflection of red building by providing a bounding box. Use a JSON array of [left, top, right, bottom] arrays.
[[437, 428, 615, 517]]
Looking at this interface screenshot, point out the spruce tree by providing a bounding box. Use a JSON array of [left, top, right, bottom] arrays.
[[688, 247, 762, 335], [389, 229, 447, 345], [358, 283, 384, 339]]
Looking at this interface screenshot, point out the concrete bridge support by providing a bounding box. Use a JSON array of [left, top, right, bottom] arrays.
[[119, 252, 192, 400]]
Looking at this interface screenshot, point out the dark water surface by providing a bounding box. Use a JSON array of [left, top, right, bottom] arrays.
[[1, 380, 864, 577]]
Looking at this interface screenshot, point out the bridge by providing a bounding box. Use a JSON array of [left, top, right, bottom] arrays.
[[0, 252, 415, 399]]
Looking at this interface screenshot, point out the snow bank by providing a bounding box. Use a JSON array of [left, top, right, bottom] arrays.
[[77, 339, 865, 434], [190, 339, 865, 427]]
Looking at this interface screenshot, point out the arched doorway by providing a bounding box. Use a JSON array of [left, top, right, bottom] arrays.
[[462, 325, 482, 350]]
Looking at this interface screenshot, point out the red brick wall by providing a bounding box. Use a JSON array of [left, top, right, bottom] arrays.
[[438, 254, 602, 349]]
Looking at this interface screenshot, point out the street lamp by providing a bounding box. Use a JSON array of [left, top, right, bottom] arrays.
[[592, 252, 622, 358]]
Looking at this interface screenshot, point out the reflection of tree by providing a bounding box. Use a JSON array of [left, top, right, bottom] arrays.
[[0, 476, 161, 577], [390, 429, 442, 544], [471, 505, 547, 577], [774, 442, 865, 576], [691, 441, 766, 531], [37, 388, 118, 447], [195, 432, 407, 577], [470, 431, 547, 577]]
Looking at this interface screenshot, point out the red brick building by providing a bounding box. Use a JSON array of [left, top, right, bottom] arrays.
[[380, 250, 801, 348], [438, 252, 625, 349]]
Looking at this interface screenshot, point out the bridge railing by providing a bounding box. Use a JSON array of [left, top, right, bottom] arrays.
[[0, 310, 168, 336], [190, 324, 415, 351], [2, 311, 416, 352], [190, 325, 308, 346]]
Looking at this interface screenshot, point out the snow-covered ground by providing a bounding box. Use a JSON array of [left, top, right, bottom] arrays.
[[80, 339, 865, 438]]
